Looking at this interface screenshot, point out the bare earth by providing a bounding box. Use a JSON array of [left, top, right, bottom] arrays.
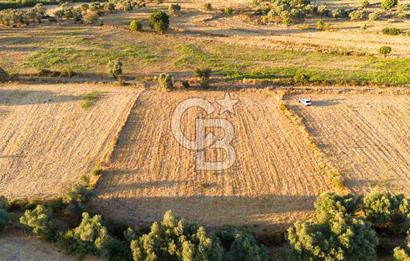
[[95, 90, 331, 229], [0, 84, 142, 199], [288, 93, 410, 194], [0, 233, 84, 261]]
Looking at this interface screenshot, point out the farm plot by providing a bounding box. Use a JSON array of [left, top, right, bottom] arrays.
[[95, 90, 331, 228], [288, 93, 410, 194], [0, 84, 141, 199]]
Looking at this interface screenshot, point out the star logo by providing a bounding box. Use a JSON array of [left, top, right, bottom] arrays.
[[216, 93, 239, 114]]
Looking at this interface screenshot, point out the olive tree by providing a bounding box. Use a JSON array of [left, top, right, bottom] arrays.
[[149, 11, 169, 34]]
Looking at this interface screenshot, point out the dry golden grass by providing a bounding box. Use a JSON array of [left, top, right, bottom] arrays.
[[0, 84, 142, 199], [95, 89, 331, 229], [287, 92, 410, 194]]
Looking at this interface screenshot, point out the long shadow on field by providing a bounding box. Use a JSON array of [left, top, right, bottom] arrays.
[[0, 89, 81, 106], [95, 194, 316, 228]]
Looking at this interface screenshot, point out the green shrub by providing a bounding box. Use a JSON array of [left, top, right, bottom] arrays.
[[223, 7, 234, 15], [149, 11, 169, 34], [287, 214, 378, 261], [349, 10, 364, 20], [129, 19, 142, 31], [361, 0, 370, 8], [195, 68, 212, 88], [0, 67, 9, 82], [107, 59, 123, 79], [363, 189, 410, 234], [81, 91, 101, 109], [293, 71, 310, 84], [130, 210, 224, 261], [379, 46, 392, 56], [204, 2, 212, 11], [381, 0, 398, 10], [58, 212, 127, 259], [316, 19, 329, 31], [168, 3, 181, 15], [0, 196, 9, 230], [382, 27, 402, 35], [314, 192, 360, 222], [158, 73, 174, 91], [369, 11, 382, 21], [393, 230, 410, 260], [316, 4, 328, 16], [220, 230, 269, 261], [332, 8, 342, 18], [181, 80, 190, 89], [20, 205, 55, 239]]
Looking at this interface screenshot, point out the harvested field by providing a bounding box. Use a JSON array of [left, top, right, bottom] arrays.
[[288, 93, 410, 194], [0, 84, 142, 199], [95, 90, 331, 229]]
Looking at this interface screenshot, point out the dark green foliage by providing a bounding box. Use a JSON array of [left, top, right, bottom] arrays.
[[20, 205, 55, 239], [221, 230, 269, 261], [149, 11, 169, 34], [0, 67, 8, 82], [130, 19, 142, 32], [63, 176, 94, 220], [363, 189, 410, 234], [158, 72, 174, 91], [181, 80, 190, 89], [293, 71, 310, 84], [130, 210, 224, 261], [0, 196, 9, 230], [393, 230, 410, 260], [223, 7, 234, 15], [379, 46, 392, 56], [195, 68, 212, 88], [287, 214, 378, 261], [314, 192, 360, 222], [169, 3, 181, 15], [382, 27, 403, 35], [58, 212, 128, 259], [381, 0, 398, 10], [107, 59, 123, 79]]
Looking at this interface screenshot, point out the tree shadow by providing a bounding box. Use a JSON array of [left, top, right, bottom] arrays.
[[0, 89, 81, 106]]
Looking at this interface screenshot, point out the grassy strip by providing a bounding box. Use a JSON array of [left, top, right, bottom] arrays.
[[277, 94, 348, 194], [81, 91, 101, 109]]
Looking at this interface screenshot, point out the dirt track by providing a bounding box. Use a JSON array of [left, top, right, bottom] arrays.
[[0, 84, 142, 199], [288, 93, 410, 194], [95, 89, 331, 228]]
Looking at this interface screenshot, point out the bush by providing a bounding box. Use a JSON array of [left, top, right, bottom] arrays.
[[149, 11, 169, 34], [363, 189, 410, 234], [83, 11, 100, 25], [58, 212, 127, 259], [314, 192, 360, 222], [220, 230, 269, 261], [0, 67, 9, 82], [107, 59, 123, 80], [223, 7, 233, 15], [158, 73, 174, 91], [20, 205, 55, 239], [287, 214, 378, 261], [129, 19, 142, 31], [332, 8, 343, 18], [379, 45, 392, 56], [349, 10, 364, 20], [0, 196, 9, 230], [382, 27, 402, 35], [204, 3, 212, 11], [369, 11, 382, 21], [168, 3, 181, 15], [195, 68, 212, 88], [361, 0, 370, 8], [316, 19, 329, 31], [381, 0, 398, 10], [316, 4, 328, 16], [393, 230, 410, 260], [293, 71, 310, 84], [130, 210, 224, 261]]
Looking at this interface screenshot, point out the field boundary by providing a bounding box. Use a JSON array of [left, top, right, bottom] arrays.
[[275, 91, 349, 194]]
